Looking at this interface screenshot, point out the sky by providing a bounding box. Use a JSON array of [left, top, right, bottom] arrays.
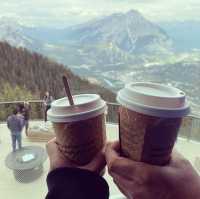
[[0, 0, 199, 27]]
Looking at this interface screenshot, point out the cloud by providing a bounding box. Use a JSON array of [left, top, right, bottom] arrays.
[[0, 0, 200, 27]]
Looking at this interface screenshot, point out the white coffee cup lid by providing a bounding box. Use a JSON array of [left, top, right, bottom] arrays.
[[47, 94, 107, 122], [117, 82, 190, 118]]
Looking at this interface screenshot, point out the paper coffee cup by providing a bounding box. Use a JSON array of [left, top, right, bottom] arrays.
[[47, 94, 107, 165], [117, 82, 190, 165]]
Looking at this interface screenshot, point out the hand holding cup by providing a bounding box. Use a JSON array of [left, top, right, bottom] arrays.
[[46, 137, 106, 175], [105, 141, 200, 199]]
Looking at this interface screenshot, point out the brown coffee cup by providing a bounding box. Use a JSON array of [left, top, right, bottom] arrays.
[[117, 82, 190, 165], [47, 94, 107, 165]]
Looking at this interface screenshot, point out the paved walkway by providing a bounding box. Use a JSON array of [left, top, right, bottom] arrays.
[[0, 121, 200, 199]]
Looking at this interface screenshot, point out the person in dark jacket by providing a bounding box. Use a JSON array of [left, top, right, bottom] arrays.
[[46, 139, 200, 199], [22, 102, 31, 136], [43, 92, 53, 122], [7, 108, 25, 152], [17, 102, 30, 136]]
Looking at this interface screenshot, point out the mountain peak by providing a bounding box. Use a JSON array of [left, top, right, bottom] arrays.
[[109, 10, 142, 19], [126, 9, 141, 16], [125, 9, 145, 21], [65, 9, 171, 54]]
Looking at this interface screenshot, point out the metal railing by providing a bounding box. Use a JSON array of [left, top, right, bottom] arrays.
[[1, 100, 200, 141], [0, 100, 44, 122]]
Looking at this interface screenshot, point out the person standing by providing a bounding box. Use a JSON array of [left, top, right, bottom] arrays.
[[22, 102, 31, 136], [7, 108, 25, 152], [43, 91, 53, 122], [17, 102, 30, 136]]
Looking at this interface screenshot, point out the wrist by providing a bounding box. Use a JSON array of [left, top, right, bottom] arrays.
[[188, 177, 200, 199], [171, 173, 200, 199]]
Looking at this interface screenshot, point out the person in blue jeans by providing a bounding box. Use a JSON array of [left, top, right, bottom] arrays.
[[7, 108, 25, 152]]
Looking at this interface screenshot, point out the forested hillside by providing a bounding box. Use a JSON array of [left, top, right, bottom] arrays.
[[0, 42, 116, 102]]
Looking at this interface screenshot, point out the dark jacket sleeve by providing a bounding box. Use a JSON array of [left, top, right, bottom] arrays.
[[46, 167, 109, 199]]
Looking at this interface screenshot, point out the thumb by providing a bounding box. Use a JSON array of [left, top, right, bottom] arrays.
[[80, 150, 106, 173]]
